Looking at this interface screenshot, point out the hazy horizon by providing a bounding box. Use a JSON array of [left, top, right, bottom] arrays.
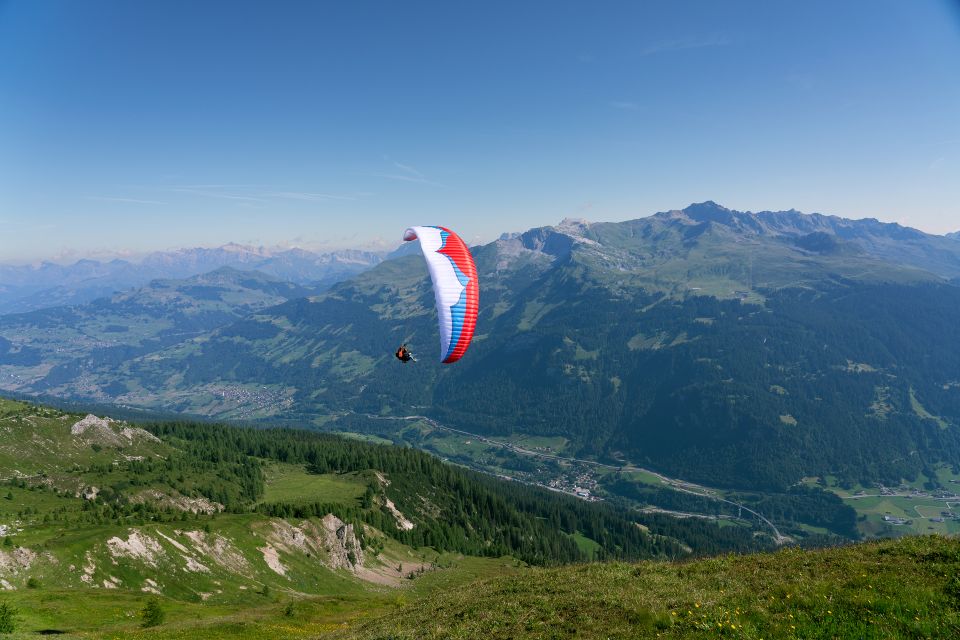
[[2, 199, 958, 267]]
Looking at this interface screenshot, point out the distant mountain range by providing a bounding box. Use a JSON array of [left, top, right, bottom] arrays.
[[3, 202, 960, 492], [0, 267, 319, 406], [0, 244, 385, 314]]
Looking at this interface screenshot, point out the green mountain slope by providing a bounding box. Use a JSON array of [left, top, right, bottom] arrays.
[[51, 203, 959, 493], [2, 203, 960, 496]]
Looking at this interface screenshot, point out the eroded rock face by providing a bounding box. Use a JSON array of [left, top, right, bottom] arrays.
[[105, 529, 165, 567], [382, 497, 415, 531], [0, 546, 36, 576], [258, 516, 365, 578], [322, 514, 364, 571], [133, 489, 224, 514], [259, 543, 287, 576], [180, 530, 249, 573]]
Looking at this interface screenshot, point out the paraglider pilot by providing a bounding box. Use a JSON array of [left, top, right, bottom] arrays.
[[395, 344, 415, 363]]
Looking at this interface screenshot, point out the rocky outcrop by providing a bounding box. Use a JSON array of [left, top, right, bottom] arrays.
[[259, 516, 365, 578], [180, 530, 249, 573], [0, 546, 36, 576], [132, 489, 224, 514], [381, 497, 415, 531], [70, 414, 160, 446], [105, 529, 165, 567], [320, 514, 364, 570]]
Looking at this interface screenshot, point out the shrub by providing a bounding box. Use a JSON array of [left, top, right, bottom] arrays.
[[140, 598, 165, 628], [0, 602, 17, 633]]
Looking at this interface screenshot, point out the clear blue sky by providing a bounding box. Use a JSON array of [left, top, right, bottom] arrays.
[[2, 0, 959, 263]]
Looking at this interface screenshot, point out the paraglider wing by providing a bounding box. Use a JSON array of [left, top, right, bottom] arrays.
[[403, 226, 478, 363]]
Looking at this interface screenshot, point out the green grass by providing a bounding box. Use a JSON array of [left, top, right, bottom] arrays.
[[0, 589, 384, 639], [517, 300, 561, 331], [422, 433, 497, 460], [909, 387, 949, 429], [498, 434, 570, 454], [621, 469, 666, 487], [337, 432, 396, 446], [260, 464, 367, 505], [346, 535, 960, 639], [569, 532, 601, 560], [804, 464, 960, 538], [0, 547, 520, 639]]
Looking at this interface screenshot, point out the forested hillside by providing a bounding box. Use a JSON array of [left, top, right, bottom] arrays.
[[0, 397, 767, 573]]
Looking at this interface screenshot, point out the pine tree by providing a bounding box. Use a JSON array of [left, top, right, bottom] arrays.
[[140, 599, 165, 628], [0, 602, 16, 633]]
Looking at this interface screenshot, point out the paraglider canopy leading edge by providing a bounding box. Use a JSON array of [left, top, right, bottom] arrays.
[[403, 226, 479, 364]]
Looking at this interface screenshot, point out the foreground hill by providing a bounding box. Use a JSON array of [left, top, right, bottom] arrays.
[[0, 397, 790, 636], [350, 534, 960, 640], [1, 400, 957, 638]]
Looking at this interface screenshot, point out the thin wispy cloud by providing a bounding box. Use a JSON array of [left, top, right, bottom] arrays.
[[373, 157, 444, 187], [370, 172, 445, 187], [392, 161, 424, 178], [160, 185, 364, 203], [640, 34, 731, 56], [170, 186, 264, 202], [88, 196, 166, 205], [269, 191, 357, 202]]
